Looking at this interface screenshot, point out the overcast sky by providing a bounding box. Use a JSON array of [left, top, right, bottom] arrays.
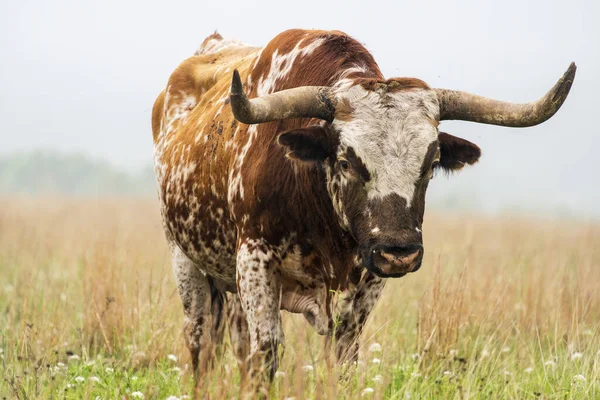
[[0, 0, 598, 216]]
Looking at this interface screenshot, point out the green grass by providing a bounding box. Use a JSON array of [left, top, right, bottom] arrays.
[[1, 197, 599, 399]]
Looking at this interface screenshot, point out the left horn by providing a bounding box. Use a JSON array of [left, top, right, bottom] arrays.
[[230, 69, 337, 124], [435, 62, 576, 127]]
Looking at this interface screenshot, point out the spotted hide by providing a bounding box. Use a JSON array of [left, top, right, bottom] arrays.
[[152, 29, 575, 391]]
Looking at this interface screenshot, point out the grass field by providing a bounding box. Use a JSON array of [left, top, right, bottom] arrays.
[[1, 197, 599, 399]]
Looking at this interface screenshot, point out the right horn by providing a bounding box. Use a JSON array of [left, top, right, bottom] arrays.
[[230, 69, 337, 124], [435, 62, 576, 127]]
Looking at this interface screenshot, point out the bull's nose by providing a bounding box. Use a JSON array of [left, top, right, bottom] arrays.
[[369, 243, 423, 277], [379, 245, 422, 267]]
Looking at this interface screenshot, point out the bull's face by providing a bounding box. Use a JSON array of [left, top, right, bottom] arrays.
[[230, 63, 575, 277], [278, 81, 481, 277]]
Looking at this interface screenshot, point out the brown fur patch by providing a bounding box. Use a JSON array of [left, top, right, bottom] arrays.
[[355, 77, 430, 92], [250, 29, 383, 92], [386, 77, 430, 91], [334, 97, 354, 122]]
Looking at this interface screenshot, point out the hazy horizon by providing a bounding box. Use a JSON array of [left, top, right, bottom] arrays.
[[1, 0, 598, 216]]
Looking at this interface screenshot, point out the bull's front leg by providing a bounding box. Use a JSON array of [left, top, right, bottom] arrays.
[[334, 271, 386, 364], [236, 237, 284, 396]]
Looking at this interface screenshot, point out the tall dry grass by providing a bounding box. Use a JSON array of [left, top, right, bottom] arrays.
[[0, 196, 599, 399], [0, 198, 182, 366]]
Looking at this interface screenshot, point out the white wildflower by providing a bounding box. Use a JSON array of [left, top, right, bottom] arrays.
[[56, 362, 66, 369], [371, 358, 381, 365], [442, 371, 452, 377], [68, 354, 80, 362], [66, 383, 74, 389], [361, 387, 375, 396], [283, 397, 296, 400], [524, 367, 533, 373], [480, 349, 490, 358], [167, 354, 178, 362], [166, 397, 181, 400], [571, 352, 583, 361], [302, 365, 314, 372], [501, 346, 510, 353], [373, 374, 383, 383], [75, 376, 85, 383], [89, 376, 100, 383], [544, 360, 556, 368], [573, 374, 586, 384], [275, 371, 285, 379], [105, 367, 114, 373], [449, 349, 458, 357], [368, 343, 382, 353], [411, 353, 420, 361], [131, 376, 138, 381], [131, 392, 145, 399], [405, 392, 411, 399], [86, 360, 96, 367], [410, 371, 421, 378]]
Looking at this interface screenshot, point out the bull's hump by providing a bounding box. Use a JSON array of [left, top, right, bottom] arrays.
[[195, 32, 255, 57]]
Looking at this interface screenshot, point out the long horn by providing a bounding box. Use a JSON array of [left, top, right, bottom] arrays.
[[230, 69, 336, 124], [435, 62, 576, 127]]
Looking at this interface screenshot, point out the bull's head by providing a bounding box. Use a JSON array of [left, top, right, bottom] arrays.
[[230, 63, 576, 277]]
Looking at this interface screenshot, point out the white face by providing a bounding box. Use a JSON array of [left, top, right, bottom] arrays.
[[331, 84, 440, 208]]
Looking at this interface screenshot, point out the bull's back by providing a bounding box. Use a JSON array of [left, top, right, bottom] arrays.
[[152, 36, 260, 285]]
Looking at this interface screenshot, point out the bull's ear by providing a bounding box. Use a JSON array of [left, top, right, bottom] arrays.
[[438, 132, 481, 171], [277, 126, 332, 162]]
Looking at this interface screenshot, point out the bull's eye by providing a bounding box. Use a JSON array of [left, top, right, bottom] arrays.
[[339, 159, 350, 171]]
